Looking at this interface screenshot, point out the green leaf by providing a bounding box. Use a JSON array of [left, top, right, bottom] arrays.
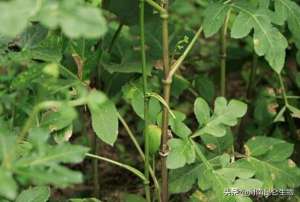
[[16, 186, 50, 202], [0, 169, 18, 200], [287, 104, 300, 119], [37, 0, 107, 38], [0, 133, 16, 161], [23, 33, 64, 62], [41, 104, 77, 132], [157, 110, 192, 138], [169, 154, 230, 194], [203, 2, 230, 37], [0, 0, 37, 36], [231, 2, 288, 73], [200, 130, 233, 154], [194, 97, 211, 126], [238, 158, 300, 189], [89, 97, 119, 146], [194, 75, 215, 103], [216, 167, 255, 182], [15, 165, 83, 188], [231, 11, 255, 38], [53, 124, 73, 144], [123, 194, 146, 202], [169, 164, 203, 193], [232, 178, 263, 190], [102, 0, 157, 25], [274, 0, 300, 42], [245, 136, 294, 162], [197, 97, 247, 137], [167, 138, 195, 169], [17, 143, 89, 166]]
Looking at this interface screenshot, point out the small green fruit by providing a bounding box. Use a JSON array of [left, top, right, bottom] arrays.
[[146, 124, 162, 155]]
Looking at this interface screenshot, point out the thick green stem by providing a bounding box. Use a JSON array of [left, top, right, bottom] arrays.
[[160, 2, 170, 202], [139, 0, 151, 201], [220, 10, 231, 97]]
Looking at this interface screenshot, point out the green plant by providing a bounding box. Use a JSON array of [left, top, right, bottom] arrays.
[[1, 0, 300, 202]]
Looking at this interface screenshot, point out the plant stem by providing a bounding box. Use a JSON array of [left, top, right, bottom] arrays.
[[278, 73, 288, 106], [139, 0, 151, 201], [220, 9, 231, 97], [167, 26, 203, 80], [86, 153, 148, 182], [160, 1, 170, 201], [108, 23, 124, 53], [145, 0, 166, 13], [92, 135, 100, 197], [118, 113, 162, 202], [247, 53, 258, 99], [190, 139, 212, 171]]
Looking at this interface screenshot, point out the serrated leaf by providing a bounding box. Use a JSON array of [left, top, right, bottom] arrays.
[[16, 186, 50, 202]]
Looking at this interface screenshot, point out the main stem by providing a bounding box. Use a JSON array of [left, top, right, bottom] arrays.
[[139, 0, 151, 201], [160, 2, 170, 202], [220, 10, 231, 97]]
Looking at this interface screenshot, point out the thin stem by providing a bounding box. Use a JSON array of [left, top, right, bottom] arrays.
[[246, 53, 258, 99], [108, 23, 124, 53], [160, 1, 170, 201], [118, 113, 162, 202], [92, 137, 100, 197], [86, 153, 147, 182], [59, 64, 88, 87], [190, 139, 213, 171], [274, 95, 300, 99], [167, 26, 203, 80], [139, 0, 151, 201], [220, 9, 231, 97], [278, 73, 289, 106]]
